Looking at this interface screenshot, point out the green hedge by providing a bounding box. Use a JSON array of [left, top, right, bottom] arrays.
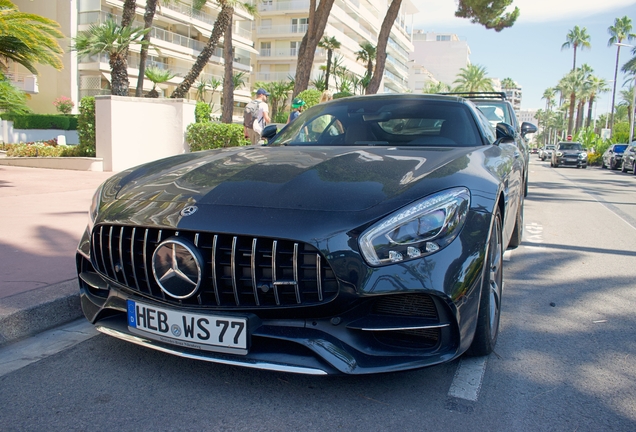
[[0, 113, 78, 130], [2, 143, 85, 157], [76, 96, 96, 157], [295, 89, 322, 108], [186, 122, 249, 151]]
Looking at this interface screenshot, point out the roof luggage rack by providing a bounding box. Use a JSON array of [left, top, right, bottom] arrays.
[[441, 92, 507, 100]]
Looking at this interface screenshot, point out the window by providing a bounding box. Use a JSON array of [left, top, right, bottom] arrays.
[[292, 18, 308, 33], [436, 35, 451, 41], [260, 42, 271, 57], [290, 41, 300, 56]]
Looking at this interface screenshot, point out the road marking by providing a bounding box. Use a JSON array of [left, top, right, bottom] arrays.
[[448, 356, 488, 401], [0, 319, 98, 378]]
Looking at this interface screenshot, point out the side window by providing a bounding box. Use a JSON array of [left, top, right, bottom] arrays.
[[476, 111, 496, 144], [294, 115, 343, 143]]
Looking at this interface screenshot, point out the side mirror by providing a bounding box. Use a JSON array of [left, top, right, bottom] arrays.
[[495, 122, 516, 144], [261, 124, 278, 140], [520, 122, 537, 137]]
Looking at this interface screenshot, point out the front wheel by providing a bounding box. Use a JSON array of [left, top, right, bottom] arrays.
[[622, 161, 628, 173], [632, 162, 636, 175], [467, 208, 503, 357], [610, 159, 616, 170]]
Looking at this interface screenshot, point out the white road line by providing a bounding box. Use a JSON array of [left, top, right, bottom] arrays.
[[0, 319, 98, 378], [448, 356, 488, 401]]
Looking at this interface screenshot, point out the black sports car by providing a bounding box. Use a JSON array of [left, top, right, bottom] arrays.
[[77, 94, 525, 375], [551, 141, 588, 168]]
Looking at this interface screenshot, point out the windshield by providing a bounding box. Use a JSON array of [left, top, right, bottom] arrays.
[[474, 101, 512, 127], [267, 98, 486, 147], [614, 144, 627, 152], [545, 146, 555, 150], [558, 143, 583, 150]]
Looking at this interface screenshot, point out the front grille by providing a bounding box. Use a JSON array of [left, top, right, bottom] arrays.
[[90, 225, 339, 308]]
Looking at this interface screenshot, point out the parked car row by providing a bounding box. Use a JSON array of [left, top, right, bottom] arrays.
[[538, 145, 555, 161], [602, 143, 636, 174]]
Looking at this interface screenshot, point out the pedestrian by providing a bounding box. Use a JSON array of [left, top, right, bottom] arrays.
[[287, 98, 305, 124], [244, 88, 271, 145], [319, 90, 333, 104]]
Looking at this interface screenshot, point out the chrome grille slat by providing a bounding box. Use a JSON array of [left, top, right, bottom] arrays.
[[231, 236, 240, 306], [251, 238, 259, 306], [91, 225, 338, 308], [129, 227, 139, 290], [211, 234, 220, 305]]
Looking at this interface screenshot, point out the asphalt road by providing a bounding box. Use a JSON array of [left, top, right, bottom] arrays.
[[1, 158, 635, 431]]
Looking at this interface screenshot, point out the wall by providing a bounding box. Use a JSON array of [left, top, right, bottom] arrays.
[[0, 120, 79, 144], [95, 96, 196, 172]]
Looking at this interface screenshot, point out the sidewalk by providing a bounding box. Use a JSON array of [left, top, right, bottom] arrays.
[[0, 165, 114, 345]]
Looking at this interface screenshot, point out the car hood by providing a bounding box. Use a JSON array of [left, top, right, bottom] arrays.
[[559, 149, 584, 155], [111, 145, 481, 212]]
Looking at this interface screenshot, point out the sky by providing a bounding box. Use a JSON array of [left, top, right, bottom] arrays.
[[412, 0, 636, 115]]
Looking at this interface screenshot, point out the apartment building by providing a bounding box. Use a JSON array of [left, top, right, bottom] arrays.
[[254, 0, 418, 94], [13, 0, 255, 117], [504, 87, 522, 115], [409, 31, 470, 89], [10, 0, 419, 118]]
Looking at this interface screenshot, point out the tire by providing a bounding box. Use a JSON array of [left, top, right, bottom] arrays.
[[622, 160, 628, 173], [582, 165, 587, 169], [602, 160, 607, 169], [523, 173, 528, 197], [610, 159, 616, 170], [632, 162, 636, 175], [467, 207, 504, 357]]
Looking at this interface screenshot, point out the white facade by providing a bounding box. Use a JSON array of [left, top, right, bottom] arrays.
[[254, 0, 418, 95], [409, 31, 470, 89]]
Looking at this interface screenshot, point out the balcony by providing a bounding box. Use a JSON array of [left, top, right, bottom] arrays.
[[6, 72, 39, 94], [255, 71, 295, 82], [256, 24, 308, 35], [259, 0, 310, 12]]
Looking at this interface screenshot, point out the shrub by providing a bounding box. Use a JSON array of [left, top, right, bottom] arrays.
[[53, 96, 74, 114], [77, 96, 96, 156], [186, 122, 249, 151], [333, 91, 353, 100], [587, 152, 603, 166], [195, 102, 211, 123], [295, 89, 322, 108], [274, 112, 288, 124], [0, 113, 77, 130]]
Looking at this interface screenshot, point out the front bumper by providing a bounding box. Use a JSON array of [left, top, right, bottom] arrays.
[[555, 157, 587, 167]]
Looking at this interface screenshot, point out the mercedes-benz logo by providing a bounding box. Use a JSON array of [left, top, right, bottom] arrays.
[[180, 206, 198, 217], [151, 237, 202, 299]]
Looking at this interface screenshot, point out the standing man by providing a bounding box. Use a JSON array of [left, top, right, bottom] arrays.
[[244, 88, 271, 145]]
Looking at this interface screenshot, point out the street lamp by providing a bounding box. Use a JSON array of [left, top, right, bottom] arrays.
[[615, 43, 636, 144]]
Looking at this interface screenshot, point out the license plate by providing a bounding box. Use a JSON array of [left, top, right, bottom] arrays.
[[127, 300, 248, 354]]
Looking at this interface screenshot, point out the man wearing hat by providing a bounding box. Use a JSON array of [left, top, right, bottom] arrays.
[[244, 88, 271, 145]]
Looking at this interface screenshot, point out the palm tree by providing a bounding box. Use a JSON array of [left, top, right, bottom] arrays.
[[453, 64, 494, 94], [562, 25, 591, 71], [171, 0, 254, 99], [542, 87, 556, 112], [501, 78, 517, 89], [221, 18, 234, 124], [194, 76, 221, 106], [575, 64, 594, 132], [585, 76, 609, 128], [317, 36, 341, 90], [0, 0, 64, 74], [558, 68, 585, 136], [121, 0, 138, 27], [355, 42, 376, 77], [144, 66, 175, 97], [73, 19, 149, 96], [0, 73, 30, 113], [607, 16, 636, 135]]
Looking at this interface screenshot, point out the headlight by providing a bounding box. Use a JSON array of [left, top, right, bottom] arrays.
[[556, 151, 563, 157], [359, 188, 470, 266], [579, 152, 587, 159]]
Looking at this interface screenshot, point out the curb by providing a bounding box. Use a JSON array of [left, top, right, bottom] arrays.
[[0, 279, 83, 346]]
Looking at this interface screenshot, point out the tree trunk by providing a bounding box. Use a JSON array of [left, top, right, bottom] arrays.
[[567, 91, 576, 136], [121, 0, 137, 27], [572, 45, 577, 71], [325, 50, 332, 90], [575, 100, 585, 132], [586, 94, 595, 129], [171, 3, 233, 99], [221, 19, 234, 124], [609, 45, 621, 136], [135, 0, 157, 97], [109, 54, 130, 96], [292, 0, 335, 99], [366, 0, 402, 95]]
